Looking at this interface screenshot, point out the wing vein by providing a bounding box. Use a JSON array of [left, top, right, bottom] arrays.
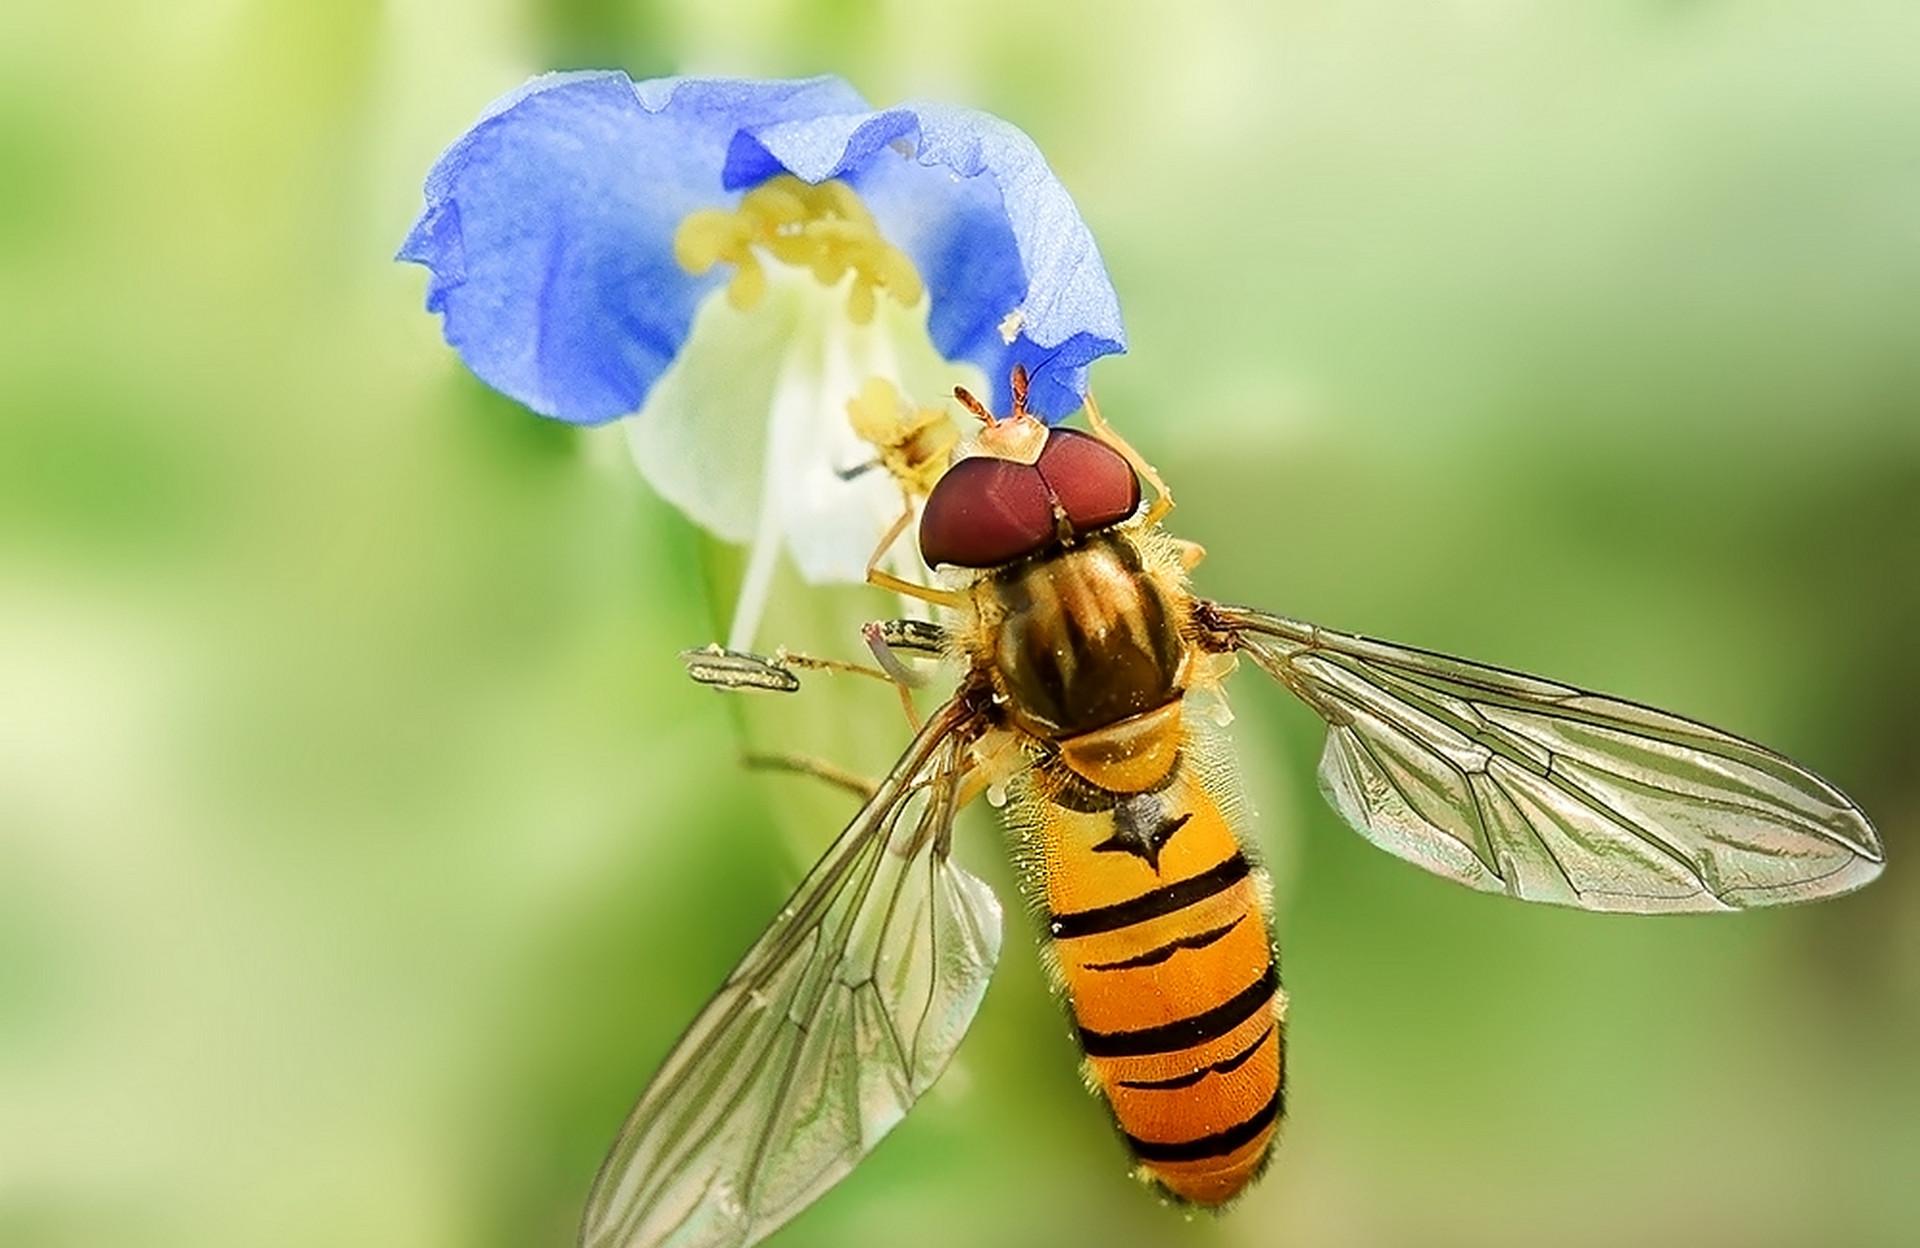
[[1207, 599, 1882, 914], [580, 701, 1004, 1248]]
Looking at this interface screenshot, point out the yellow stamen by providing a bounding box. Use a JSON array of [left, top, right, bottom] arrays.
[[672, 175, 924, 324], [846, 378, 959, 498]]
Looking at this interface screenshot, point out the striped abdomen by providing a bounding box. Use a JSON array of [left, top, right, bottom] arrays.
[[1032, 748, 1285, 1205]]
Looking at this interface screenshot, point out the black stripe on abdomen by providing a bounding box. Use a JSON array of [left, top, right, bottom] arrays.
[[1117, 1023, 1273, 1091], [1126, 1083, 1285, 1163], [1077, 962, 1278, 1058], [1048, 853, 1249, 940], [1084, 915, 1244, 973]]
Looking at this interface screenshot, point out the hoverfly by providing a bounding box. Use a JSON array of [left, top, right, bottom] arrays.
[[579, 369, 1883, 1248]]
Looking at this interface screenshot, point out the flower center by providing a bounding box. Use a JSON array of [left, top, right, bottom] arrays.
[[674, 175, 925, 325]]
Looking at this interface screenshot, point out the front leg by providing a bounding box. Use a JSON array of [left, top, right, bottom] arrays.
[[679, 645, 894, 693], [1082, 388, 1175, 527]]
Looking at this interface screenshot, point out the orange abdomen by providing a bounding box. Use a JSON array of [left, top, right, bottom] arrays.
[[1032, 753, 1285, 1205]]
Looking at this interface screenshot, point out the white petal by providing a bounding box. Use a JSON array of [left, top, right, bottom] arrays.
[[624, 263, 985, 595], [622, 279, 810, 545], [779, 291, 985, 585]]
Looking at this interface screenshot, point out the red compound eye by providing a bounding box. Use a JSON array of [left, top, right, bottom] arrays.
[[917, 429, 1143, 570], [1035, 428, 1140, 537], [918, 456, 1054, 569]]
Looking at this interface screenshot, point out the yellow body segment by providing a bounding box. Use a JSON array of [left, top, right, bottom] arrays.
[[955, 523, 1285, 1204], [1021, 719, 1286, 1206]]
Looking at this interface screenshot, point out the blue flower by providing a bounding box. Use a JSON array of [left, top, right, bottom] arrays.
[[399, 72, 1125, 647]]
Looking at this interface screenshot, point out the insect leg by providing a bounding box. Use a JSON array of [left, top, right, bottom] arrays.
[[741, 751, 880, 801], [1082, 389, 1175, 527], [861, 622, 939, 686], [684, 620, 945, 728], [775, 648, 898, 684], [865, 503, 914, 571], [850, 623, 933, 728], [680, 644, 898, 692], [682, 647, 901, 794], [680, 646, 803, 693], [873, 617, 950, 657], [864, 500, 968, 610], [867, 566, 967, 610]]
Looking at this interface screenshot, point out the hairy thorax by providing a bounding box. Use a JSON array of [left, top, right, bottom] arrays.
[[966, 532, 1192, 790]]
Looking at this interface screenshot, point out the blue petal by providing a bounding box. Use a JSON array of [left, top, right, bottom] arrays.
[[722, 104, 1126, 421], [398, 72, 869, 424]]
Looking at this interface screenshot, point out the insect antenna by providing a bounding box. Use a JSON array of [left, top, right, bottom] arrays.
[[952, 384, 996, 425]]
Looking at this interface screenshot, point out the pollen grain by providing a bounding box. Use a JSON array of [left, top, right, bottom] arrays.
[[673, 175, 924, 323], [845, 378, 959, 498]]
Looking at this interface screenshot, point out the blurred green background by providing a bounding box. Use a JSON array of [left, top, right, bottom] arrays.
[[4, 2, 1917, 1245]]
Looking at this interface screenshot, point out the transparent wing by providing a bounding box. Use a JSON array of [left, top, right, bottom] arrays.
[[1211, 603, 1883, 912], [580, 701, 1002, 1248]]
